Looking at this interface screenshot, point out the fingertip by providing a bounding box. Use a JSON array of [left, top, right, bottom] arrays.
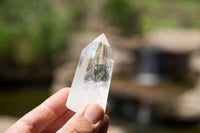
[[83, 103, 104, 125], [59, 103, 105, 133], [96, 114, 110, 133], [106, 102, 111, 114], [105, 114, 110, 124]]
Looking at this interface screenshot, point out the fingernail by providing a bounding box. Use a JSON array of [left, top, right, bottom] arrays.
[[84, 104, 104, 124]]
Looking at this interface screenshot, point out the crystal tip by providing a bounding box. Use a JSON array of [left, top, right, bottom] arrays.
[[97, 33, 110, 46]]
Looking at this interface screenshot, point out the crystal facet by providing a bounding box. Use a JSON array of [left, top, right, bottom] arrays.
[[66, 33, 114, 112]]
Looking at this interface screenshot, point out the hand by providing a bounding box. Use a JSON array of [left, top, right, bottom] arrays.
[[5, 88, 110, 133]]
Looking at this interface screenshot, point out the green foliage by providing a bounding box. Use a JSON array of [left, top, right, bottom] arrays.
[[0, 23, 20, 57], [104, 0, 200, 34], [104, 0, 142, 35], [0, 0, 85, 65], [140, 0, 200, 31]]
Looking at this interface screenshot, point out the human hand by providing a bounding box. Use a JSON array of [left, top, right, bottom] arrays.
[[5, 88, 110, 133]]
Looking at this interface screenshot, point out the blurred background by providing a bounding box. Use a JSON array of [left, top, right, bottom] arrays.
[[1, 0, 200, 132]]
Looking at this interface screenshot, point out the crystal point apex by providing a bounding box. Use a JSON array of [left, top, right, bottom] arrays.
[[97, 33, 110, 46]]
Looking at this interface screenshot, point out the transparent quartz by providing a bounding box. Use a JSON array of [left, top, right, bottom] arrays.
[[66, 33, 114, 112]]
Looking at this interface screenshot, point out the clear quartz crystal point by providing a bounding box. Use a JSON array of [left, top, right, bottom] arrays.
[[66, 33, 114, 112]]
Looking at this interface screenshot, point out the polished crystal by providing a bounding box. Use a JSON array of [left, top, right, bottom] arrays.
[[66, 33, 114, 112]]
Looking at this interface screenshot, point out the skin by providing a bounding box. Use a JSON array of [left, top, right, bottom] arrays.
[[5, 87, 110, 133]]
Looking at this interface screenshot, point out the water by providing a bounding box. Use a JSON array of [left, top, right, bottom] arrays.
[[108, 96, 200, 133]]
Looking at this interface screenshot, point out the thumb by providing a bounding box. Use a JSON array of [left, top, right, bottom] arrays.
[[59, 103, 104, 133]]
